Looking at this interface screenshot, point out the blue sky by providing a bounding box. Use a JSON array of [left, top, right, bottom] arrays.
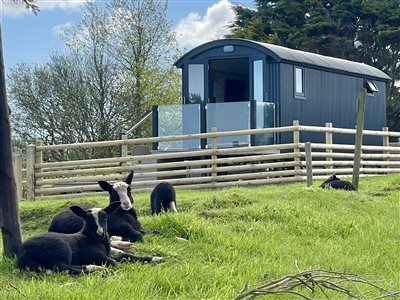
[[1, 0, 255, 73]]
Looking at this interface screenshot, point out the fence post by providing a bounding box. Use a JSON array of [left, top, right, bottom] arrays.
[[305, 142, 313, 187], [325, 122, 333, 169], [152, 105, 159, 151], [12, 149, 22, 201], [352, 88, 366, 191], [382, 127, 389, 164], [26, 144, 35, 201], [211, 127, 218, 186], [292, 120, 301, 176], [35, 140, 43, 198], [120, 134, 128, 170]]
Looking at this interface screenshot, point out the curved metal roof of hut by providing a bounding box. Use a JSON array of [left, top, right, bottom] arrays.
[[175, 39, 391, 82]]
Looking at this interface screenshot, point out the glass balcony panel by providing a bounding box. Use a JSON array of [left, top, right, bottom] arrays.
[[206, 102, 250, 148], [158, 104, 201, 150], [254, 102, 275, 146]]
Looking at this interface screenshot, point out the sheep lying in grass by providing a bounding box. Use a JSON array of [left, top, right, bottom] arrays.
[[49, 171, 156, 242], [18, 202, 163, 275], [319, 174, 356, 191], [150, 182, 178, 215]]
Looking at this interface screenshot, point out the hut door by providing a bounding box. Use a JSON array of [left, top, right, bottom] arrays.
[[209, 58, 249, 103]]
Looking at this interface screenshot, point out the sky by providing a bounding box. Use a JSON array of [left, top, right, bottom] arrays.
[[0, 0, 255, 73]]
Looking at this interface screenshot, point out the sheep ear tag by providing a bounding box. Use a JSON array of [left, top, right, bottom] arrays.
[[103, 202, 121, 216]]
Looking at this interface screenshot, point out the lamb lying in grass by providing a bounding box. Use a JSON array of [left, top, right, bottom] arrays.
[[150, 182, 178, 215], [319, 174, 356, 191], [49, 171, 157, 243], [18, 202, 163, 275]]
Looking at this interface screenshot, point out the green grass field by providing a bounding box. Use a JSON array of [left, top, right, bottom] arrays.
[[1, 174, 400, 299]]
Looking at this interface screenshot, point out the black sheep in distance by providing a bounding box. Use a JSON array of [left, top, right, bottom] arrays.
[[319, 174, 356, 191], [150, 182, 177, 215]]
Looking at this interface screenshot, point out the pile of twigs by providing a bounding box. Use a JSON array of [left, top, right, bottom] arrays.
[[236, 266, 399, 300]]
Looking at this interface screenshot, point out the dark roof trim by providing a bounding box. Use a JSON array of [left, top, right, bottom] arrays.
[[175, 38, 391, 82]]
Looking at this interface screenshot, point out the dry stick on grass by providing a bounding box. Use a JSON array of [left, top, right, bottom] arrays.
[[235, 269, 400, 300], [8, 283, 27, 297]]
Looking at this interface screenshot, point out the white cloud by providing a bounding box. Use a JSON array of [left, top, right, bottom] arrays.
[[1, 0, 85, 17], [52, 21, 73, 37], [175, 0, 235, 50]]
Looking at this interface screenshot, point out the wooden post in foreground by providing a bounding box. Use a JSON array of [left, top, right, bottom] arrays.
[[352, 88, 366, 190], [0, 24, 22, 256], [305, 142, 313, 187]]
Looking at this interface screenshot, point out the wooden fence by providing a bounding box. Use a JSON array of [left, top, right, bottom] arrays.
[[14, 120, 400, 201]]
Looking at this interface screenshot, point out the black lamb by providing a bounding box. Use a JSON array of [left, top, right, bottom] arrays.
[[150, 182, 177, 215], [18, 202, 162, 275], [319, 174, 356, 191], [49, 171, 153, 242]]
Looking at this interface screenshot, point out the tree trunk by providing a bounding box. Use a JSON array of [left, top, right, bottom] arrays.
[[0, 25, 22, 256]]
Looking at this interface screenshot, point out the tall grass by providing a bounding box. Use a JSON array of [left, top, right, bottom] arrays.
[[1, 174, 400, 299]]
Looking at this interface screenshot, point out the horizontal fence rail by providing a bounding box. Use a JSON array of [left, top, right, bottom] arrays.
[[13, 120, 400, 201]]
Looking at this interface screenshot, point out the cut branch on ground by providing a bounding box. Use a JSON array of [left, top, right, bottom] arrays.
[[235, 266, 400, 300]]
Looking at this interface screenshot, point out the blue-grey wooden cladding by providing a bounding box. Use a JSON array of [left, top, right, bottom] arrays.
[[174, 38, 390, 146], [278, 63, 387, 145]]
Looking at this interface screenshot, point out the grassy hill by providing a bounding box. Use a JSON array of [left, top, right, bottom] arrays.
[[1, 174, 400, 299]]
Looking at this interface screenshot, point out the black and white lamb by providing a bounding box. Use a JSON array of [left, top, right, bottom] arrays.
[[49, 171, 154, 242], [319, 174, 356, 191], [150, 182, 177, 215], [18, 202, 162, 275]]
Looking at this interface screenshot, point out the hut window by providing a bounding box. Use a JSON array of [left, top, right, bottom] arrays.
[[253, 60, 263, 101], [188, 64, 204, 103], [365, 80, 379, 95], [294, 67, 305, 98]]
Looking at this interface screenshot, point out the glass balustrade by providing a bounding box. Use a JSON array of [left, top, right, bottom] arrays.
[[254, 102, 275, 146], [206, 101, 251, 148], [157, 104, 201, 150], [156, 101, 275, 150]]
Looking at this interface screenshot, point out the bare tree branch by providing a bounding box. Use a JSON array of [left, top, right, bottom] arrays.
[[10, 0, 39, 14], [236, 267, 400, 300]]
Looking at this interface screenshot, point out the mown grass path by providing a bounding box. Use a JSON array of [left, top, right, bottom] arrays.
[[1, 174, 400, 299]]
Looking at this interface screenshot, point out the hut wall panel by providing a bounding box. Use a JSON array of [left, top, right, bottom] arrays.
[[279, 63, 386, 145]]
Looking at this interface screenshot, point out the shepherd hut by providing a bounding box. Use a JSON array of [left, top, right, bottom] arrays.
[[153, 38, 390, 149]]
